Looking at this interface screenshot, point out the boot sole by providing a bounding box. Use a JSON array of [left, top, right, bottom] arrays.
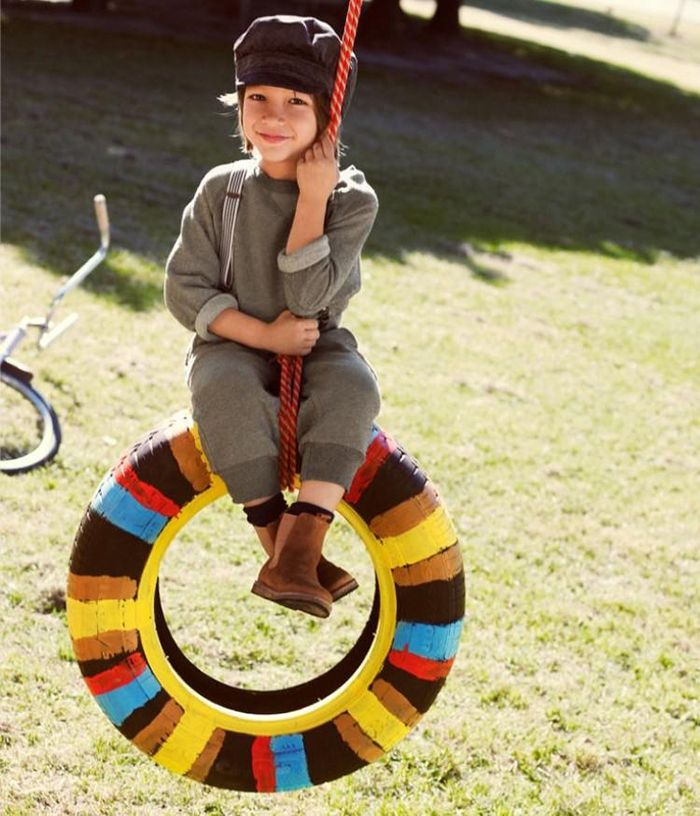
[[251, 580, 332, 619], [329, 578, 359, 603]]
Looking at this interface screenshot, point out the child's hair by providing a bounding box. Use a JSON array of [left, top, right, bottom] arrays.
[[218, 87, 345, 158]]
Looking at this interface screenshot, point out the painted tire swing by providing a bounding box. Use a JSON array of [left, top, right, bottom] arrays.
[[67, 412, 465, 791]]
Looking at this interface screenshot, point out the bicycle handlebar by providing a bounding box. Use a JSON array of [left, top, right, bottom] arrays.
[[94, 194, 110, 250]]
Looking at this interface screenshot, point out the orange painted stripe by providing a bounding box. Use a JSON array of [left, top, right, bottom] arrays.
[[333, 713, 383, 763], [67, 573, 138, 602], [391, 544, 464, 587], [72, 629, 138, 662], [187, 727, 226, 783], [168, 428, 211, 493], [133, 699, 184, 755], [369, 482, 440, 539], [371, 678, 422, 728]]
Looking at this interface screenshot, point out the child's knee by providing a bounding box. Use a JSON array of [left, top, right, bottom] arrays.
[[348, 359, 381, 416], [320, 362, 380, 425]]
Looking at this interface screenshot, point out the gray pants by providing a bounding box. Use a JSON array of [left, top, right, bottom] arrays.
[[188, 328, 381, 503]]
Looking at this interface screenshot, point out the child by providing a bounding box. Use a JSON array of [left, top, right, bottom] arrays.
[[164, 16, 380, 620]]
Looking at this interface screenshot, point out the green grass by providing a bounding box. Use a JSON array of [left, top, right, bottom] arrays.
[[452, 0, 652, 41], [2, 11, 700, 815]]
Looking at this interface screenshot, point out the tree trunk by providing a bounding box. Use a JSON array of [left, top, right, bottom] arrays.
[[430, 0, 461, 36], [361, 0, 408, 42]]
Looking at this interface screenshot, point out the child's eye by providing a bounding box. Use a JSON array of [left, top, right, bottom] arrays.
[[289, 97, 308, 106], [248, 93, 265, 102]]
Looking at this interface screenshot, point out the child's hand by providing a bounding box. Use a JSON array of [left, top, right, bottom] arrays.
[[267, 310, 320, 356], [296, 133, 339, 202]]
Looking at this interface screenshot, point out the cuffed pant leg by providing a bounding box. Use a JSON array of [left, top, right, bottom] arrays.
[[296, 328, 381, 490], [187, 341, 281, 503]]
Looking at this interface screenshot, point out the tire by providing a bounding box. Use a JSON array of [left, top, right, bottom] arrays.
[[0, 367, 61, 474], [67, 412, 464, 791]]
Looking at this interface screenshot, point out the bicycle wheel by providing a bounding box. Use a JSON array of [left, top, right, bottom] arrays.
[[0, 367, 61, 474]]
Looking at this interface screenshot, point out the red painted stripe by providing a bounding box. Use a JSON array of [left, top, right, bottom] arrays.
[[113, 458, 181, 517], [388, 648, 455, 681], [345, 430, 397, 504], [84, 652, 147, 696], [252, 736, 276, 792]]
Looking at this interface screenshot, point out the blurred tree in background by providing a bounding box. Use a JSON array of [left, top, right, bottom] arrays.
[[64, 0, 463, 40]]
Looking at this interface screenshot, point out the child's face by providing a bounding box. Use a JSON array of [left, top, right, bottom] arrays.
[[242, 85, 321, 178]]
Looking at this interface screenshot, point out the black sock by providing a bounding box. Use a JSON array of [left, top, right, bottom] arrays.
[[243, 492, 287, 528], [287, 501, 334, 524]]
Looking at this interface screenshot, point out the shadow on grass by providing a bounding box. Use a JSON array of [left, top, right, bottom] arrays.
[[7, 234, 167, 313], [81, 257, 164, 311], [1, 13, 698, 310], [353, 24, 700, 271], [460, 0, 651, 42]]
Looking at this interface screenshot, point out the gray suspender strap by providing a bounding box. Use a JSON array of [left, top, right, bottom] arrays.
[[219, 160, 253, 290]]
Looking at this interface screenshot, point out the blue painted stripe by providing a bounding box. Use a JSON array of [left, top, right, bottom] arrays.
[[270, 734, 312, 791], [392, 620, 463, 662], [93, 666, 162, 727], [91, 473, 169, 544]]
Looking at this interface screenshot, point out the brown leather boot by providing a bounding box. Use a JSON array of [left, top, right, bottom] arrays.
[[251, 524, 358, 602], [252, 511, 334, 618], [248, 502, 358, 603], [317, 556, 359, 602]]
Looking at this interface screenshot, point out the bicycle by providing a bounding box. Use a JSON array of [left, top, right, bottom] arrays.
[[1, 194, 110, 474]]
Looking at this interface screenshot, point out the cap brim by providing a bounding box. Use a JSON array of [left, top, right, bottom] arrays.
[[235, 70, 327, 96]]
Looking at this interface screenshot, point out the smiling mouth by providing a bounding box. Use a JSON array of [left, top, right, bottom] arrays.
[[258, 133, 290, 143]]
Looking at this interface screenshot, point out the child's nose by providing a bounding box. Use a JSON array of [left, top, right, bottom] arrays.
[[263, 101, 286, 121]]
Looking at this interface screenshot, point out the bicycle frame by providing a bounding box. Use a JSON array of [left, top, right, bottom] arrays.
[[0, 194, 110, 365]]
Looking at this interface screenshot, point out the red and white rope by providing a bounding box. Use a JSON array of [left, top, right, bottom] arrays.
[[277, 0, 363, 492], [277, 353, 303, 492], [328, 0, 362, 143]]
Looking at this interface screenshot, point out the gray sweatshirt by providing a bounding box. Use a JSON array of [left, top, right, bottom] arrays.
[[164, 161, 379, 347]]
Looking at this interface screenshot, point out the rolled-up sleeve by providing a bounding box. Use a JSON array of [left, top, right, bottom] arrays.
[[277, 170, 378, 317], [164, 173, 239, 341], [278, 235, 331, 273]]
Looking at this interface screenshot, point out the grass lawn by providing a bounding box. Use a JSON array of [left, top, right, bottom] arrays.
[[1, 8, 700, 815], [403, 0, 700, 92]]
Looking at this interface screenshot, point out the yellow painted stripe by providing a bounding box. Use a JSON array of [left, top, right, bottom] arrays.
[[347, 690, 410, 752], [379, 505, 457, 569], [189, 423, 211, 473], [66, 597, 137, 640], [153, 708, 217, 776], [190, 422, 227, 494]]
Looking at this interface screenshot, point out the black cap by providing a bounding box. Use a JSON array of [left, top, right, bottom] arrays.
[[234, 15, 358, 116]]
